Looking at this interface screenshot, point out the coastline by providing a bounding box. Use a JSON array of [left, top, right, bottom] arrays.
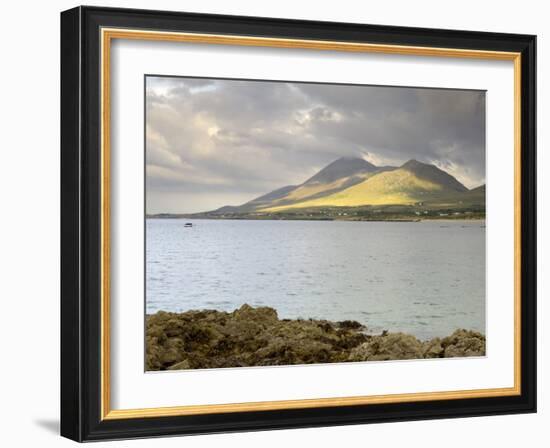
[[146, 216, 486, 223], [146, 304, 486, 371]]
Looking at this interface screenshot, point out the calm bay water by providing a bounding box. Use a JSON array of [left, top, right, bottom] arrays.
[[146, 219, 485, 340]]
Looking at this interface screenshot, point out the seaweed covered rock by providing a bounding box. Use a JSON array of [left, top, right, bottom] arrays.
[[348, 332, 424, 361], [145, 304, 369, 370], [441, 329, 486, 357], [145, 305, 486, 370], [422, 337, 444, 358]]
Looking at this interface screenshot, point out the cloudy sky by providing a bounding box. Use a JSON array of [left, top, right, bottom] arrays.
[[146, 76, 485, 214]]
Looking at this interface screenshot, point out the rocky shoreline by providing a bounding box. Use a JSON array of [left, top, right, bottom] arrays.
[[146, 304, 486, 371]]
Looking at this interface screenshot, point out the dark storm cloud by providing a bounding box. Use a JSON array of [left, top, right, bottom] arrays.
[[146, 77, 485, 213]]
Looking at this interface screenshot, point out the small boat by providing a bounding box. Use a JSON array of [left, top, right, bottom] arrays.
[[184, 222, 193, 228]]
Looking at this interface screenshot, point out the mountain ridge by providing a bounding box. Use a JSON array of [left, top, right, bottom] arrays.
[[201, 156, 484, 217], [211, 156, 386, 213], [303, 156, 378, 184]]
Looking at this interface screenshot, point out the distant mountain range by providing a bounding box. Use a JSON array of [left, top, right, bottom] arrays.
[[205, 157, 485, 217], [143, 157, 485, 221]]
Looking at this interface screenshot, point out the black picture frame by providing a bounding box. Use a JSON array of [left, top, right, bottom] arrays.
[[61, 5, 536, 442]]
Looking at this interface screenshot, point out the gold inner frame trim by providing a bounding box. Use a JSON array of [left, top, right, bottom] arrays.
[[100, 27, 522, 420]]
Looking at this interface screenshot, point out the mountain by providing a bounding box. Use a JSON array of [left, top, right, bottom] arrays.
[[463, 184, 486, 203], [261, 159, 469, 211], [468, 184, 486, 194], [303, 156, 377, 184], [199, 157, 483, 217], [400, 159, 468, 193], [273, 157, 391, 204], [210, 156, 386, 214], [214, 184, 297, 214]]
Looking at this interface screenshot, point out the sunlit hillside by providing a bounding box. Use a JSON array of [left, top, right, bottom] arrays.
[[175, 157, 485, 220], [262, 160, 468, 211]]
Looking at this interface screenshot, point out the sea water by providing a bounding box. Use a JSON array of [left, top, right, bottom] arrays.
[[146, 219, 485, 340]]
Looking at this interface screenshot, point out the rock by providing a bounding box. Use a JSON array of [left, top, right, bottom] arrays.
[[441, 329, 486, 357], [348, 332, 424, 361], [422, 338, 444, 358], [145, 305, 486, 370], [233, 304, 278, 324], [168, 359, 191, 370], [337, 320, 365, 330]]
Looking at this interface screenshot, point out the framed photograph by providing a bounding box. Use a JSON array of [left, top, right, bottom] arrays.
[[60, 6, 536, 441]]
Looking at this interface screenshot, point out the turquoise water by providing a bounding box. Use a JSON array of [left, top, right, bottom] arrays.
[[146, 219, 485, 340]]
